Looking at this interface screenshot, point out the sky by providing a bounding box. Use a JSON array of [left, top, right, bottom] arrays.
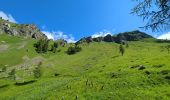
[[0, 0, 169, 42]]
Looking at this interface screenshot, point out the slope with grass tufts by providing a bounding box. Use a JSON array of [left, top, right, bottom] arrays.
[[0, 33, 170, 100]]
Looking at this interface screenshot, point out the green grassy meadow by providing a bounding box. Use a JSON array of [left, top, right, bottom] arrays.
[[0, 34, 170, 100]]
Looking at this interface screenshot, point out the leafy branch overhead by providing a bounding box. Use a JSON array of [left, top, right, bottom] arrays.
[[132, 0, 170, 31]]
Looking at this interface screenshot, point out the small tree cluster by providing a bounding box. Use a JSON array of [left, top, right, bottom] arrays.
[[51, 42, 58, 53], [67, 45, 82, 55], [34, 39, 49, 53]]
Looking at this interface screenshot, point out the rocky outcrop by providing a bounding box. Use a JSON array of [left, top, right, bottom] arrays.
[[76, 36, 93, 45], [76, 30, 153, 44], [103, 34, 114, 42], [0, 18, 47, 39], [114, 30, 153, 43]]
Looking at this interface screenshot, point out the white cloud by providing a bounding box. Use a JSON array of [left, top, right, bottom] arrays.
[[92, 31, 112, 38], [157, 32, 170, 40], [42, 31, 76, 43], [42, 31, 54, 40], [0, 11, 17, 23]]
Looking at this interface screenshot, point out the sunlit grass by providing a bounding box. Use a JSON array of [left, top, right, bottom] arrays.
[[0, 34, 170, 99]]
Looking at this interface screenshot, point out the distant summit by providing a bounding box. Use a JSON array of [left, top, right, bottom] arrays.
[[76, 30, 153, 44], [0, 18, 47, 39], [113, 30, 153, 43]]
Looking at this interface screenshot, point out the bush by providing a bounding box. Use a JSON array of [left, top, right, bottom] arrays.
[[33, 67, 41, 78], [53, 42, 58, 48], [67, 46, 82, 55], [8, 69, 16, 80], [51, 42, 58, 53], [34, 39, 49, 53], [75, 45, 82, 52], [67, 46, 76, 55], [119, 44, 125, 56], [152, 64, 165, 68], [33, 62, 42, 78]]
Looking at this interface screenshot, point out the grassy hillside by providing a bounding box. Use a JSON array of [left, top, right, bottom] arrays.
[[0, 34, 170, 100]]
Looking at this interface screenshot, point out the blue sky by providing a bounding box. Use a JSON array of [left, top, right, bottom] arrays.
[[0, 0, 169, 42]]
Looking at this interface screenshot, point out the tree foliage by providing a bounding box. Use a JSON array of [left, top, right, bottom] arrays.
[[67, 45, 82, 55], [34, 39, 49, 53], [51, 42, 58, 53], [132, 0, 170, 31]]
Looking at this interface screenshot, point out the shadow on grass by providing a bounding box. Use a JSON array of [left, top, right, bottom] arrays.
[[15, 80, 37, 86], [0, 84, 9, 89], [111, 55, 119, 59]]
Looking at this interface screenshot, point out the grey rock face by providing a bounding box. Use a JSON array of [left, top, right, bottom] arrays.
[[0, 19, 47, 39], [76, 30, 154, 44]]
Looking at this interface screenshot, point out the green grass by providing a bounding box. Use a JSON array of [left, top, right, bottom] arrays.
[[0, 34, 38, 66], [0, 34, 170, 100]]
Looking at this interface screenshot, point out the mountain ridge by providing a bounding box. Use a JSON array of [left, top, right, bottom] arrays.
[[0, 18, 47, 39], [0, 21, 170, 99], [76, 30, 154, 44]]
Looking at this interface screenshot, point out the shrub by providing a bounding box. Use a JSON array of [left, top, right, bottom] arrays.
[[67, 46, 82, 55], [33, 62, 42, 78], [50, 45, 56, 53], [160, 70, 170, 75], [34, 39, 49, 53], [153, 64, 165, 68], [145, 71, 151, 75], [138, 65, 146, 70], [119, 44, 125, 56], [75, 45, 82, 52], [53, 42, 58, 48], [67, 46, 76, 55], [51, 42, 58, 53], [8, 69, 16, 80], [165, 76, 170, 80], [54, 73, 60, 76], [33, 67, 41, 78]]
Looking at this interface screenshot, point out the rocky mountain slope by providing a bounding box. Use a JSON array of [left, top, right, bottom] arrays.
[[0, 34, 170, 99], [1, 20, 170, 99], [0, 18, 47, 39], [76, 30, 153, 44]]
